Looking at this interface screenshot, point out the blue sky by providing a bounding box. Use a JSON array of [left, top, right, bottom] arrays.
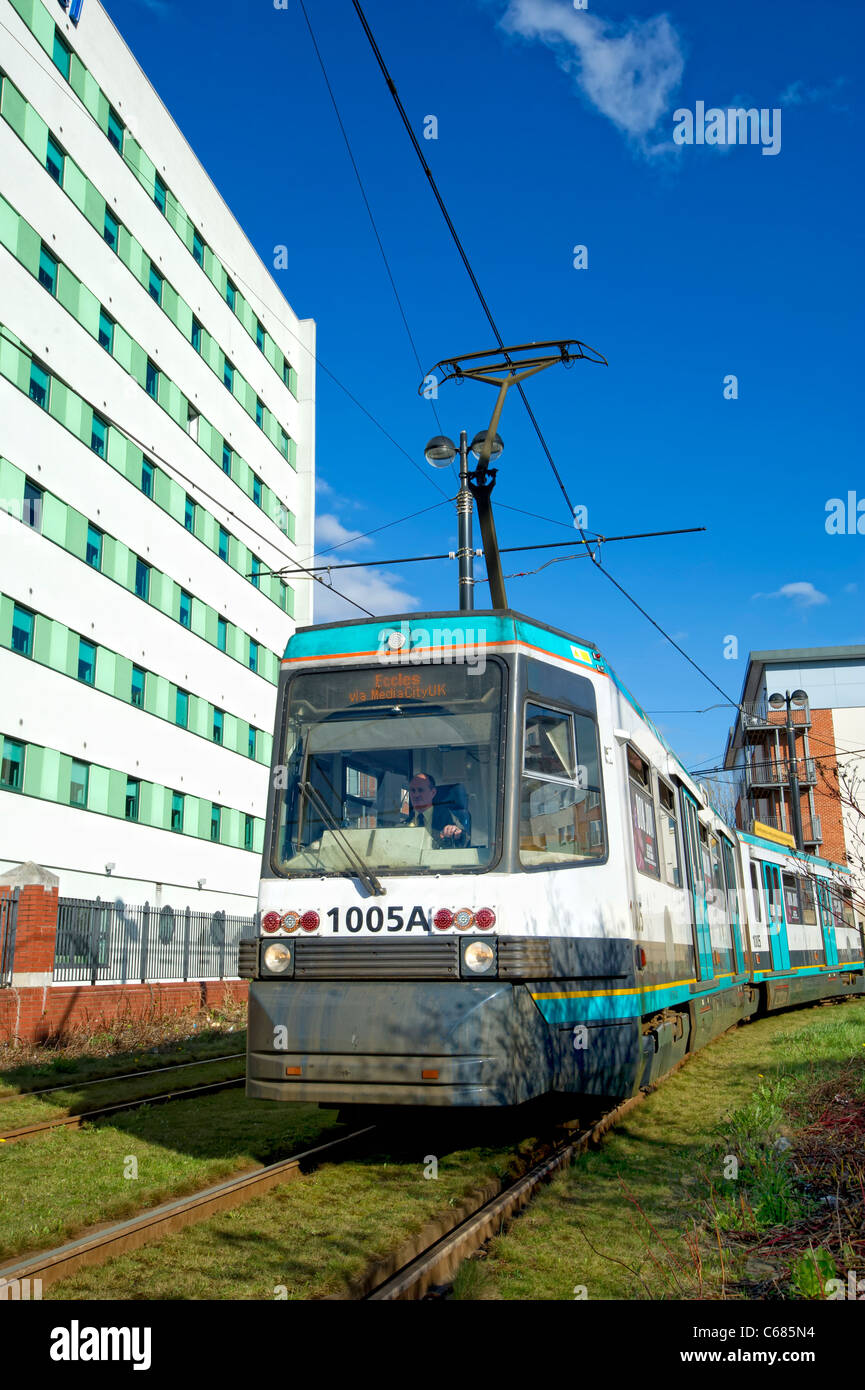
[[103, 0, 863, 773]]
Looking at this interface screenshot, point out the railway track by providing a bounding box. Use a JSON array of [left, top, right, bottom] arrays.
[[0, 1051, 246, 1103], [0, 1076, 246, 1144]]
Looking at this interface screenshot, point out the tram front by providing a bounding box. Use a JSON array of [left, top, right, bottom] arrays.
[[243, 611, 611, 1108]]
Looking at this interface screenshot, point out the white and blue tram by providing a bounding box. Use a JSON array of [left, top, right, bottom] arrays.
[[242, 610, 864, 1108]]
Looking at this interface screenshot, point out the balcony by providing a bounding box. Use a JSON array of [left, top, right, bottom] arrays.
[[740, 701, 811, 733], [743, 757, 817, 792], [741, 811, 822, 847]]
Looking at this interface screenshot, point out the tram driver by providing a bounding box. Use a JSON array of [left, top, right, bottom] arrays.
[[402, 773, 470, 847]]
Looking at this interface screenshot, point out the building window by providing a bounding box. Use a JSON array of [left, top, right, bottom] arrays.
[[135, 557, 150, 601], [212, 709, 224, 745], [256, 320, 265, 351], [141, 457, 154, 497], [52, 31, 71, 81], [69, 759, 89, 808], [146, 359, 159, 399], [104, 209, 119, 251], [191, 317, 201, 352], [148, 266, 163, 305], [176, 688, 189, 728], [1, 738, 25, 791], [11, 605, 34, 657], [252, 474, 262, 508], [125, 778, 139, 821], [224, 359, 234, 392], [279, 580, 290, 613], [192, 229, 204, 266], [131, 665, 146, 708], [283, 361, 291, 388], [187, 406, 199, 442], [248, 726, 257, 759], [225, 278, 236, 311], [244, 813, 254, 851], [248, 639, 259, 673], [77, 637, 96, 685], [38, 244, 58, 295], [98, 308, 115, 352], [107, 107, 124, 153], [46, 134, 64, 184], [256, 398, 264, 429], [171, 791, 184, 832], [154, 173, 167, 214], [29, 361, 49, 410], [251, 556, 261, 589], [222, 443, 232, 476], [91, 413, 108, 458], [179, 589, 192, 629], [217, 617, 227, 652], [279, 429, 289, 460], [23, 479, 43, 531], [218, 527, 229, 562], [210, 804, 221, 842], [86, 523, 103, 570], [184, 495, 196, 533]]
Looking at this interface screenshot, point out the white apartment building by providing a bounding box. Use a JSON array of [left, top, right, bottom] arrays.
[[0, 0, 315, 912]]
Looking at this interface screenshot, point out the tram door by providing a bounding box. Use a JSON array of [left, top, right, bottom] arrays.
[[681, 790, 713, 980], [720, 838, 745, 974], [816, 880, 839, 968], [761, 863, 791, 971]]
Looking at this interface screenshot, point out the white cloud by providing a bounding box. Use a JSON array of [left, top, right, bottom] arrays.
[[842, 582, 858, 595], [314, 512, 372, 551], [780, 77, 847, 107], [313, 569, 419, 624], [497, 0, 685, 153], [752, 581, 829, 609]]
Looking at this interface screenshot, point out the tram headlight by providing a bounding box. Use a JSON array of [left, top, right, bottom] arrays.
[[461, 940, 497, 976], [263, 942, 294, 975]]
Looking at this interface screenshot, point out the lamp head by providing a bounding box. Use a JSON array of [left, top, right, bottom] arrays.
[[424, 435, 457, 468], [469, 430, 504, 462]]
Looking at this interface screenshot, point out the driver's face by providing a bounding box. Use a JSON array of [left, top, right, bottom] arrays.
[[408, 777, 435, 809]]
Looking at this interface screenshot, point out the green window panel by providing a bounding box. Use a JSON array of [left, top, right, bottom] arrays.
[[160, 378, 187, 428], [109, 323, 132, 373], [94, 647, 116, 696], [0, 460, 24, 518], [150, 571, 175, 618], [190, 600, 207, 640], [165, 195, 187, 241], [161, 280, 179, 324], [201, 331, 221, 375], [0, 332, 28, 392], [0, 596, 15, 650], [233, 458, 251, 496], [196, 800, 213, 839], [148, 675, 171, 721], [152, 467, 174, 512], [237, 297, 256, 336], [233, 539, 250, 578], [113, 653, 133, 703], [14, 218, 39, 279], [128, 338, 149, 386], [22, 0, 54, 53], [124, 235, 148, 288], [197, 512, 217, 551], [39, 491, 67, 547], [264, 339, 280, 373], [82, 180, 105, 235], [76, 280, 101, 338], [262, 732, 273, 764], [1, 81, 31, 150], [189, 696, 209, 739], [64, 508, 88, 561], [106, 768, 127, 820], [62, 159, 89, 218], [138, 782, 158, 829], [54, 262, 81, 318], [289, 438, 298, 470], [87, 764, 110, 815], [21, 744, 46, 799], [0, 196, 19, 259], [222, 713, 239, 753], [223, 808, 241, 849]]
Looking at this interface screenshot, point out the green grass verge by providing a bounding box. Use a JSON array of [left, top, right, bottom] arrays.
[[0, 1092, 341, 1259], [451, 998, 865, 1301]]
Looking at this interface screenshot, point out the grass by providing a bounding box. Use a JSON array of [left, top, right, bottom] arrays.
[[47, 1132, 525, 1301], [0, 1091, 342, 1259], [451, 998, 865, 1301]]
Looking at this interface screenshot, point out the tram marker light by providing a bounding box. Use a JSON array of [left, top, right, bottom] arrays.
[[474, 908, 496, 930], [300, 910, 320, 932], [262, 912, 281, 933], [454, 908, 473, 930], [421, 1070, 439, 1080], [285, 1066, 302, 1076], [433, 908, 454, 931]]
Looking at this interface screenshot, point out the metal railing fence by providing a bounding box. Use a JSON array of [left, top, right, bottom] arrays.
[[54, 897, 258, 984], [0, 890, 19, 987]]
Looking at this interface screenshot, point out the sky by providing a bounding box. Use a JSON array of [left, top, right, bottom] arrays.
[[102, 0, 864, 777]]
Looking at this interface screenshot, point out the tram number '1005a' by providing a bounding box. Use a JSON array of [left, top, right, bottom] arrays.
[[326, 906, 430, 933]]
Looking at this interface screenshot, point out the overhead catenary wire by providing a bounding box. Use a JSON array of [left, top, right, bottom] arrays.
[[347, 2, 743, 711], [0, 11, 450, 503]]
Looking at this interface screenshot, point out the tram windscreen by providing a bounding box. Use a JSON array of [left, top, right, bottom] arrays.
[[273, 663, 504, 875]]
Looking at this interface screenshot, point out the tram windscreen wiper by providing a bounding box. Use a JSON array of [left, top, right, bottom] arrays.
[[299, 780, 385, 897]]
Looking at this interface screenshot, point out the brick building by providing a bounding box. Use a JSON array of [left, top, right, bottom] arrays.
[[724, 646, 865, 911]]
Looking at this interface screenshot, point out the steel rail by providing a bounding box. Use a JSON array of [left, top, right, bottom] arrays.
[[0, 1052, 246, 1103], [0, 1077, 245, 1144], [0, 1126, 376, 1290]]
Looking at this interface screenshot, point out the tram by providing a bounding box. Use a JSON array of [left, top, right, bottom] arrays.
[[241, 608, 864, 1108]]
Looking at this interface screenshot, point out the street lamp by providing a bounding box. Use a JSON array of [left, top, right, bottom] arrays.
[[768, 689, 809, 850], [424, 430, 499, 613]]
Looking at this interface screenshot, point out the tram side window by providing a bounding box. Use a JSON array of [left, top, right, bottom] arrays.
[[783, 873, 802, 925], [800, 878, 818, 926], [657, 780, 682, 888], [750, 862, 762, 923], [708, 834, 724, 905], [626, 748, 660, 880], [519, 704, 605, 866]]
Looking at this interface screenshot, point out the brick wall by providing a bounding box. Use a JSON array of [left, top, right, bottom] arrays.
[[810, 708, 848, 864], [0, 978, 248, 1044]]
